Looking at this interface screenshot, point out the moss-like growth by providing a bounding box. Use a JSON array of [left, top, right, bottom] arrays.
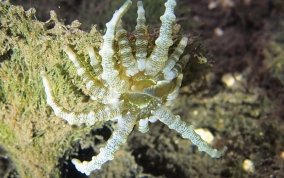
[[0, 1, 105, 177], [263, 26, 284, 85]]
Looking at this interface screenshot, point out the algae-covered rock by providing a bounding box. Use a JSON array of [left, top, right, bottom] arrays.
[[0, 1, 104, 177]]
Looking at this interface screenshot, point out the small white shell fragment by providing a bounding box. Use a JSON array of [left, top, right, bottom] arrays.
[[214, 27, 224, 36], [208, 1, 217, 10], [194, 128, 214, 144], [242, 159, 255, 173], [193, 110, 198, 115], [281, 151, 284, 159], [222, 73, 235, 87]]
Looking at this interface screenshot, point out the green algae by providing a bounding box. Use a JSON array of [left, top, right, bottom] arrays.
[[0, 1, 104, 177]]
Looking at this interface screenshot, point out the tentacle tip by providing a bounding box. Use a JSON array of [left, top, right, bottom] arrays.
[[214, 146, 228, 158], [72, 159, 91, 175]]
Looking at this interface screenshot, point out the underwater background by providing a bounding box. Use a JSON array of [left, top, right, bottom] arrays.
[[1, 0, 284, 177]]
